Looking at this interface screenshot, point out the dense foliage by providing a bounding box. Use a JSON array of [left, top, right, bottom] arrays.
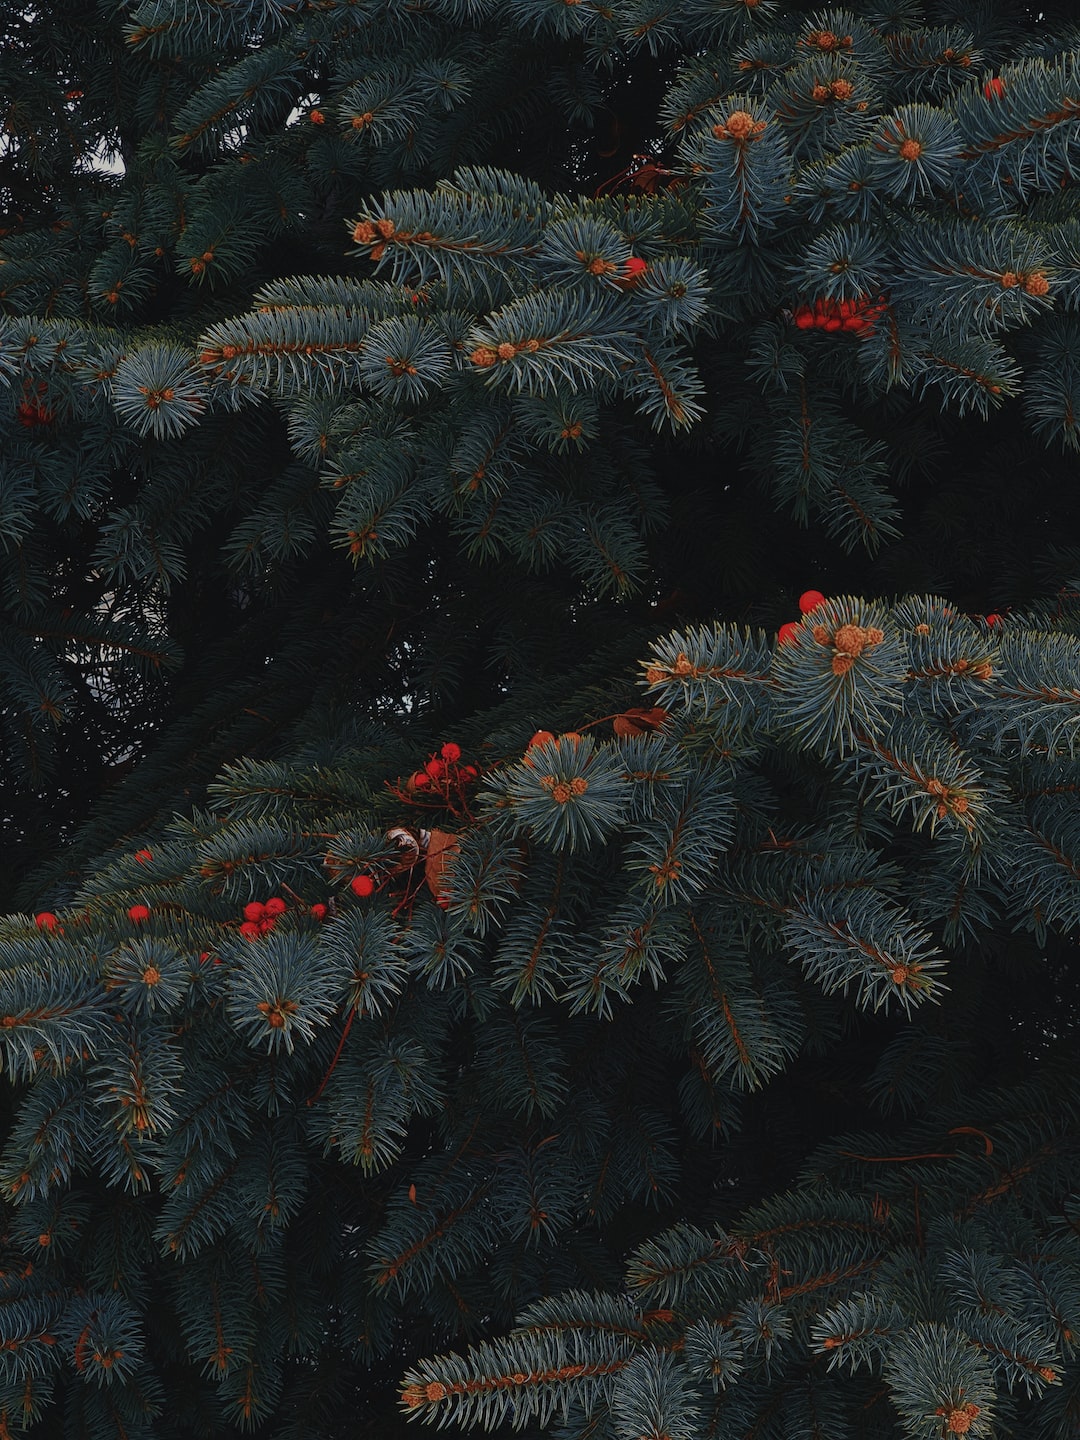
[[2, 1, 1080, 1437]]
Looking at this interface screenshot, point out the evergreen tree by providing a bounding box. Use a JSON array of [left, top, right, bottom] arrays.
[[2, 1, 1080, 1437]]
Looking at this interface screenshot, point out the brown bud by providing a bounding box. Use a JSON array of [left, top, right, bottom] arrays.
[[714, 109, 763, 141], [834, 624, 867, 656]]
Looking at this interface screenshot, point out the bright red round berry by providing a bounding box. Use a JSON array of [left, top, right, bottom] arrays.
[[985, 613, 1002, 626], [258, 916, 277, 933], [351, 874, 375, 898], [34, 912, 59, 931], [984, 77, 1005, 100], [243, 901, 265, 922], [411, 770, 430, 789], [425, 758, 445, 780], [263, 897, 287, 917], [623, 256, 648, 277], [128, 905, 150, 923], [440, 742, 462, 762], [799, 590, 826, 614], [239, 921, 261, 940], [134, 849, 153, 864], [778, 622, 800, 647], [310, 903, 327, 921], [461, 764, 479, 781]]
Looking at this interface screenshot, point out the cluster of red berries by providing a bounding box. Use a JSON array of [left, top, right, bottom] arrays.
[[791, 297, 887, 337], [239, 896, 287, 940], [405, 741, 478, 798], [778, 589, 827, 647]]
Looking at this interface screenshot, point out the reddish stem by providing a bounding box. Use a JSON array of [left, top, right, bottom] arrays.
[[306, 1008, 356, 1106]]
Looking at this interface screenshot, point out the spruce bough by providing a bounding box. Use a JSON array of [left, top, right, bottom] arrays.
[[2, 2, 1080, 1437]]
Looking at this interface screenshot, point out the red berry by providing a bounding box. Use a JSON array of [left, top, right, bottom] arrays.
[[351, 874, 375, 898], [243, 901, 265, 922], [199, 951, 212, 964], [823, 317, 843, 332], [128, 905, 150, 923], [425, 758, 445, 780], [461, 764, 479, 781], [134, 849, 152, 864], [527, 730, 556, 750], [258, 916, 277, 934], [411, 770, 430, 788], [34, 912, 58, 931], [310, 903, 327, 921], [440, 742, 462, 762], [798, 590, 826, 614], [239, 921, 261, 940], [984, 77, 1005, 100], [624, 257, 648, 277], [794, 310, 815, 330], [985, 613, 1002, 626], [263, 897, 287, 917], [778, 622, 800, 647]]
